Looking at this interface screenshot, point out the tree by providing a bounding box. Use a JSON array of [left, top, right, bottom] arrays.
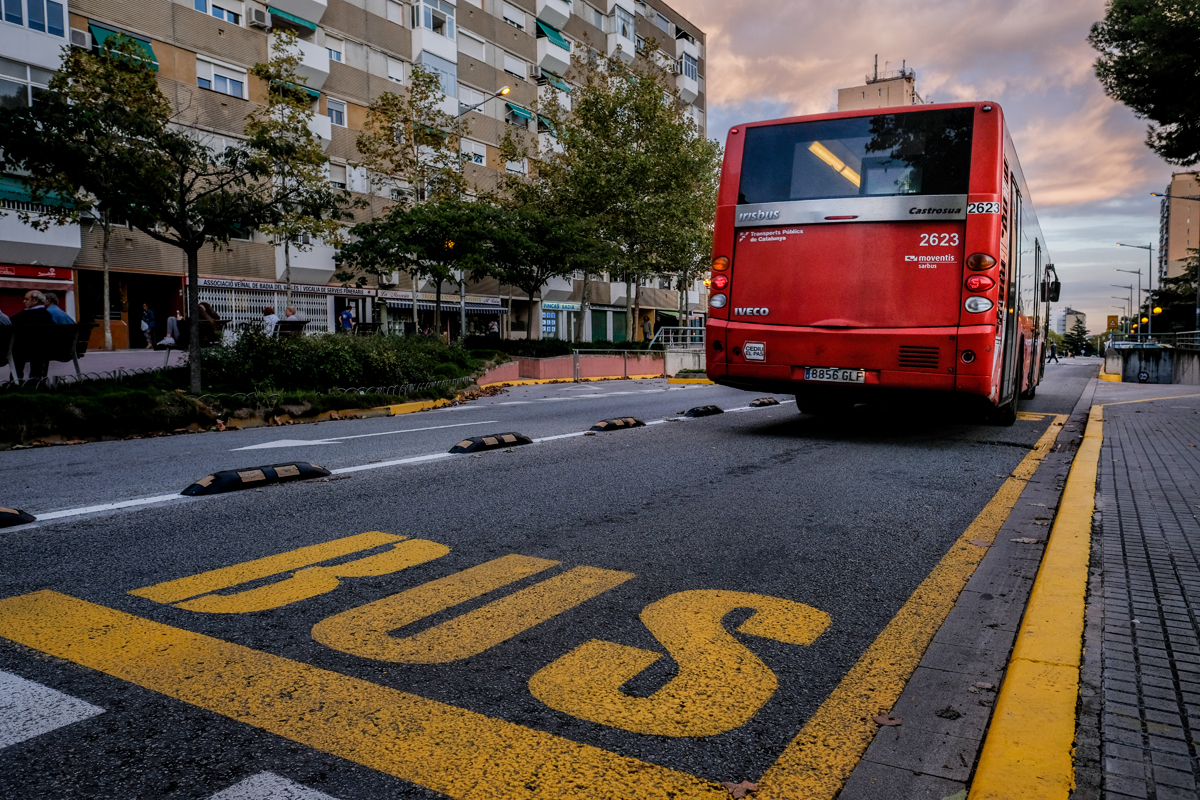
[[0, 35, 172, 351], [504, 41, 721, 340], [249, 31, 357, 307], [1147, 248, 1198, 331], [1090, 0, 1200, 164], [1064, 317, 1092, 355]]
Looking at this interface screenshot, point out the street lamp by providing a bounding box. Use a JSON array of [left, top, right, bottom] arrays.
[[1114, 267, 1142, 337], [452, 85, 510, 340], [1117, 242, 1155, 337], [1112, 284, 1134, 334], [1110, 298, 1129, 334]]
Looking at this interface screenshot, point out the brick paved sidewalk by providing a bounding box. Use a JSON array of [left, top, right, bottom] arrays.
[[1080, 386, 1200, 799], [0, 349, 186, 382]]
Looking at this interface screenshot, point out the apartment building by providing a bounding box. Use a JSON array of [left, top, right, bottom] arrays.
[[1158, 171, 1199, 280], [1053, 307, 1086, 336], [1, 0, 708, 345], [837, 59, 922, 112]]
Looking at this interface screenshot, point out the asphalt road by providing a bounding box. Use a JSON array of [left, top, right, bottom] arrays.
[[0, 358, 1099, 799]]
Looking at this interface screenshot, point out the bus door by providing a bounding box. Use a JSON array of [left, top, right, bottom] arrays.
[[997, 177, 1022, 404]]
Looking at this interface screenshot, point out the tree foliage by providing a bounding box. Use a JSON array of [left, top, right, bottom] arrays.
[[1064, 317, 1094, 355], [1090, 0, 1200, 164], [1148, 250, 1199, 331]]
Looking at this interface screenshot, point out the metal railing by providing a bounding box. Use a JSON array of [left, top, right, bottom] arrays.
[[1104, 331, 1200, 350], [647, 326, 705, 349], [569, 348, 665, 382]]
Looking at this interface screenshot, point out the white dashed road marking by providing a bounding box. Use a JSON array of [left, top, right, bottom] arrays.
[[231, 420, 499, 451], [0, 669, 104, 749], [207, 772, 343, 800]]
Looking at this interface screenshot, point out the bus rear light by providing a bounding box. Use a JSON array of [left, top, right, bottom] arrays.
[[710, 293, 727, 308], [824, 215, 858, 220], [960, 350, 976, 364], [966, 253, 997, 271], [712, 256, 730, 272], [964, 296, 994, 313], [711, 274, 729, 290], [965, 275, 995, 292]]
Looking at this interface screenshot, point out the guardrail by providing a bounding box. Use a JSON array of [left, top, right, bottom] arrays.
[[568, 348, 665, 381], [1105, 331, 1200, 350], [647, 326, 705, 349]]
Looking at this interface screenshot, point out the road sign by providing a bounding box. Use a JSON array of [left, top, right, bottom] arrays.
[[1107, 315, 1119, 330]]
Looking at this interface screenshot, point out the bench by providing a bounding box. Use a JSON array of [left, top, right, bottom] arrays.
[[275, 319, 309, 337], [3, 324, 86, 383], [352, 322, 382, 336]]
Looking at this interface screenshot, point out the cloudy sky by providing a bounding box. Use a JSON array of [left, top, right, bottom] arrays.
[[680, 0, 1178, 334]]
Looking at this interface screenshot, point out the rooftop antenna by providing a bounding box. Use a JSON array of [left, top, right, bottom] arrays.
[[873, 54, 878, 82]]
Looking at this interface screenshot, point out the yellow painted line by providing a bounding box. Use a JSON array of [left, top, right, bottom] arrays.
[[1016, 411, 1048, 421], [1098, 372, 1121, 382], [755, 414, 1068, 800], [667, 378, 714, 385], [969, 406, 1102, 800], [383, 398, 452, 415], [1102, 392, 1200, 406], [0, 591, 726, 800], [478, 375, 665, 388], [130, 531, 403, 605]]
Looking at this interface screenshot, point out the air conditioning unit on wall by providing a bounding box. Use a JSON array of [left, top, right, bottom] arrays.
[[69, 28, 91, 49], [249, 8, 271, 28]]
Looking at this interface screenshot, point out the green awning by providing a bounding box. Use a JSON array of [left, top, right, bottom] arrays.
[[272, 79, 320, 99], [506, 102, 533, 121], [88, 24, 159, 70], [267, 6, 317, 30], [537, 115, 558, 137], [540, 69, 570, 93], [536, 19, 570, 51], [0, 175, 74, 208]]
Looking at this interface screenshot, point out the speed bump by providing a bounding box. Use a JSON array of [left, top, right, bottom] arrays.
[[684, 405, 724, 418], [181, 462, 331, 496], [590, 417, 646, 432], [449, 432, 533, 454], [750, 397, 781, 407], [0, 507, 36, 528]]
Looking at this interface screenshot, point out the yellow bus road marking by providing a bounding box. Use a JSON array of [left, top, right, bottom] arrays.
[[968, 406, 1103, 800], [131, 531, 405, 605], [315, 562, 635, 664], [754, 414, 1068, 800], [0, 591, 726, 800]]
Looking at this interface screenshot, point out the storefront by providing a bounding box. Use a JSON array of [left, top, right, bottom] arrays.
[[541, 300, 580, 341], [0, 265, 75, 320], [190, 278, 377, 333], [380, 291, 506, 338]]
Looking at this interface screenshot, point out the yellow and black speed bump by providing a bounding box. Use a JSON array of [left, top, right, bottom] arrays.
[[750, 397, 781, 407], [0, 507, 36, 528], [449, 432, 534, 454], [685, 405, 724, 418], [590, 417, 646, 432], [181, 462, 331, 496]]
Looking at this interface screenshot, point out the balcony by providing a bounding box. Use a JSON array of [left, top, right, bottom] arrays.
[[267, 0, 327, 26], [539, 131, 563, 157], [275, 237, 339, 285], [308, 112, 333, 149], [607, 30, 635, 63], [537, 34, 570, 76], [536, 0, 571, 30], [412, 27, 458, 65], [294, 36, 330, 90], [539, 80, 570, 112], [603, 0, 635, 13], [0, 213, 81, 268]]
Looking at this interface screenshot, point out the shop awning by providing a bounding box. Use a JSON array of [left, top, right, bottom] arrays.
[[537, 115, 557, 136], [267, 6, 317, 30], [536, 20, 570, 51], [386, 300, 507, 314], [0, 175, 74, 208], [88, 24, 159, 70], [506, 102, 533, 121], [540, 69, 571, 93], [272, 79, 321, 99]]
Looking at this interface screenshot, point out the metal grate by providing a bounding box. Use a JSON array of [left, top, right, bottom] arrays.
[[898, 345, 939, 369], [199, 287, 332, 334]]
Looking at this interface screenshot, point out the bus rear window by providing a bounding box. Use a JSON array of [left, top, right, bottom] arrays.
[[738, 107, 974, 204]]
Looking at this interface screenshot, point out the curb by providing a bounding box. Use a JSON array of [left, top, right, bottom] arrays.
[[968, 406, 1102, 799], [221, 399, 452, 431], [668, 377, 714, 384], [478, 375, 664, 389]]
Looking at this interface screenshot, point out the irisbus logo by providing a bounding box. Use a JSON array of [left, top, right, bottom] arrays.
[[737, 210, 781, 222], [734, 307, 770, 316]]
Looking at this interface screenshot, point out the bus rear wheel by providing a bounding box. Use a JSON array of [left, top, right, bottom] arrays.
[[989, 400, 1018, 426]]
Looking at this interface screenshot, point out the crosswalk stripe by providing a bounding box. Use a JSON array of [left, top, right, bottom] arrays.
[[208, 772, 342, 800], [0, 668, 104, 749]]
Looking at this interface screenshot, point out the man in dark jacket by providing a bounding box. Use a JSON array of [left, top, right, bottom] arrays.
[[12, 290, 54, 381]]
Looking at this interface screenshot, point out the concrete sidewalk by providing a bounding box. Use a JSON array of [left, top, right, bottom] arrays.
[[0, 349, 186, 382]]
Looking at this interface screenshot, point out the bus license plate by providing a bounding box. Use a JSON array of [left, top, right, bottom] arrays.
[[805, 367, 865, 383]]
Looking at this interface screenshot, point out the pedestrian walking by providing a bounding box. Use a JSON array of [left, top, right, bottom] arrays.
[[641, 315, 652, 344], [11, 290, 53, 381], [1047, 342, 1059, 363], [140, 303, 156, 349], [339, 306, 355, 333], [43, 292, 73, 323], [262, 306, 280, 336]]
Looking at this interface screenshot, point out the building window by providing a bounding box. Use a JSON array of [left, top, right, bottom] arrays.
[[387, 56, 405, 83], [636, 34, 645, 53], [503, 53, 525, 80], [0, 57, 52, 108], [461, 138, 486, 165], [417, 50, 457, 97], [3, 0, 21, 25], [589, 5, 603, 30], [413, 0, 454, 40], [614, 5, 633, 39], [326, 35, 343, 62], [501, 1, 524, 30], [458, 30, 485, 61], [194, 0, 242, 25], [654, 12, 670, 33], [327, 97, 346, 126], [11, 0, 64, 34], [386, 0, 405, 26], [681, 53, 697, 80], [329, 163, 347, 189], [506, 158, 527, 175], [196, 58, 246, 99], [458, 83, 485, 109]]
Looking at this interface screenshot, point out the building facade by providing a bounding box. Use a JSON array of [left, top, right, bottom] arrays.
[[1, 0, 708, 345], [1053, 307, 1086, 336], [836, 60, 922, 112], [1158, 171, 1199, 280]]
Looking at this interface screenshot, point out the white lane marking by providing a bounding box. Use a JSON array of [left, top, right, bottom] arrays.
[[33, 494, 184, 522], [208, 772, 342, 800], [532, 432, 588, 442], [0, 669, 104, 749], [231, 421, 498, 451], [330, 452, 453, 475]]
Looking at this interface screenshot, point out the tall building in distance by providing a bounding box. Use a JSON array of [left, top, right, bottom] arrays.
[[837, 56, 922, 112], [1158, 171, 1199, 279], [1053, 307, 1086, 336], [1, 0, 708, 344]]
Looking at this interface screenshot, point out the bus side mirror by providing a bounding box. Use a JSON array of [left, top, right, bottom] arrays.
[[1049, 280, 1060, 302]]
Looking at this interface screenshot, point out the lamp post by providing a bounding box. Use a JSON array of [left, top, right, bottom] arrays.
[[1151, 191, 1200, 329], [450, 85, 510, 341], [1117, 242, 1154, 338], [1112, 284, 1134, 334], [1111, 298, 1129, 334], [1114, 267, 1142, 338]]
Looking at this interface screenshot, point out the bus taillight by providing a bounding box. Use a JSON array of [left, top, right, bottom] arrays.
[[711, 273, 729, 290], [712, 256, 730, 271], [965, 275, 995, 292], [966, 253, 997, 271], [710, 293, 728, 309]]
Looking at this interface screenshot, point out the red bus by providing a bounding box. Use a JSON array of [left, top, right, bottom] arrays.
[[705, 102, 1058, 425]]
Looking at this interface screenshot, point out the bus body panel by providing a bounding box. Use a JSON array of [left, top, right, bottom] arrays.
[[707, 101, 1052, 411]]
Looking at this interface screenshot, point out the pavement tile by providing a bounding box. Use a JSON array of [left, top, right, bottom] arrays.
[[1103, 774, 1149, 799], [1148, 750, 1194, 772], [1152, 766, 1197, 790]]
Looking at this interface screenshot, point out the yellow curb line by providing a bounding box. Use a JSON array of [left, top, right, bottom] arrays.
[[668, 378, 714, 385], [478, 375, 664, 388], [755, 415, 1067, 800], [1098, 372, 1120, 382], [968, 406, 1103, 800], [221, 399, 451, 430]]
